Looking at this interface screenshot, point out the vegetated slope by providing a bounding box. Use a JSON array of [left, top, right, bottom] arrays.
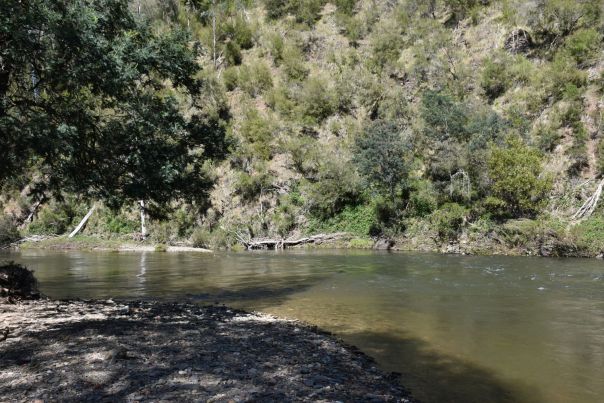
[[3, 0, 604, 256]]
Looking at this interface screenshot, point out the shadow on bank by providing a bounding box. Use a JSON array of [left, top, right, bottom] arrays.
[[345, 330, 544, 403]]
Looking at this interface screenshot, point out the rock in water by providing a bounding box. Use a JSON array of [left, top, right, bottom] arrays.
[[0, 263, 40, 301]]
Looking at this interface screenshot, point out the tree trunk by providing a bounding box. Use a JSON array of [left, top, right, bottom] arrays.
[[68, 205, 96, 238], [139, 200, 147, 238]]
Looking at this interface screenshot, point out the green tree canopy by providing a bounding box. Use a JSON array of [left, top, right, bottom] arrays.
[[0, 0, 228, 212], [354, 120, 411, 200]]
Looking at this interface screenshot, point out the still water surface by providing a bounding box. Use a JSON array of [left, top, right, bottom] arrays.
[[2, 249, 603, 403]]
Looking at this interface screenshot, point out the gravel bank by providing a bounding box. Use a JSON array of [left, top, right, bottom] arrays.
[[0, 299, 413, 402]]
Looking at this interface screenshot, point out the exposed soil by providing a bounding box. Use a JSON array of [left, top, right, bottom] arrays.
[[0, 298, 413, 402]]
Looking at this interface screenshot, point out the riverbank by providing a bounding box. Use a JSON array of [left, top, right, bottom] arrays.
[[10, 230, 604, 259], [0, 298, 412, 402], [12, 235, 212, 253]]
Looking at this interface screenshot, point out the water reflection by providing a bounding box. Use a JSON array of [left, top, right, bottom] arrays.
[[2, 249, 603, 403]]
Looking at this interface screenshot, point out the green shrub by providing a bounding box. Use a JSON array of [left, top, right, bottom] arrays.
[[487, 137, 552, 218], [150, 221, 174, 244], [561, 28, 602, 67], [239, 109, 274, 160], [191, 227, 211, 248], [222, 66, 239, 91], [431, 203, 468, 241], [224, 41, 242, 66], [282, 44, 309, 81], [307, 203, 377, 236], [297, 76, 337, 124], [154, 243, 167, 252], [481, 57, 510, 101], [238, 61, 273, 97], [0, 215, 19, 245], [27, 202, 79, 235], [570, 216, 604, 254], [235, 170, 272, 202], [408, 181, 438, 217], [544, 55, 587, 101]]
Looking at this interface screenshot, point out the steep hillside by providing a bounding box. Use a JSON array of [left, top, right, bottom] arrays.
[[3, 0, 604, 256]]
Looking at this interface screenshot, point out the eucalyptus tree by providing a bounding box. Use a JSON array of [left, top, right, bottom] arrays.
[[0, 0, 228, 224]]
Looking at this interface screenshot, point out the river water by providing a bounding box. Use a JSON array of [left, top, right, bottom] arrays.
[[2, 249, 603, 403]]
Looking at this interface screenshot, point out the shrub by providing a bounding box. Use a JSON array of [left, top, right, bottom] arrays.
[[282, 44, 309, 81], [238, 61, 273, 97], [421, 91, 469, 142], [306, 203, 377, 236], [528, 0, 601, 49], [27, 203, 76, 235], [431, 203, 468, 241], [487, 137, 552, 218], [239, 109, 274, 160], [154, 243, 167, 252], [544, 55, 587, 101], [481, 57, 510, 101], [297, 76, 337, 124], [0, 215, 19, 245], [569, 216, 604, 254], [408, 181, 438, 217], [301, 156, 362, 219], [561, 28, 602, 67], [222, 66, 239, 91], [191, 227, 211, 248]]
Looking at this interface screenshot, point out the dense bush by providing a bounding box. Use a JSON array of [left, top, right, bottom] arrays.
[[0, 215, 19, 245], [487, 137, 552, 218], [561, 28, 602, 67], [306, 203, 377, 236], [297, 77, 338, 124], [239, 110, 275, 160], [431, 203, 467, 241], [238, 61, 273, 97]]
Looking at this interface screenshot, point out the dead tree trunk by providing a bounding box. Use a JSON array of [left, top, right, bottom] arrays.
[[572, 179, 604, 220], [68, 204, 96, 238], [139, 200, 147, 238]]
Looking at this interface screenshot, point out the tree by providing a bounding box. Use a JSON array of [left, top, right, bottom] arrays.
[[0, 0, 228, 215], [421, 90, 469, 142], [354, 121, 411, 200], [487, 137, 552, 218]]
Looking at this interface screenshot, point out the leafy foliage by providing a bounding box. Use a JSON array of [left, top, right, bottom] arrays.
[[487, 138, 552, 218], [354, 121, 411, 199], [0, 0, 227, 212]]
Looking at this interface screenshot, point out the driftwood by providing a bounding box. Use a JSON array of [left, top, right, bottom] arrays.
[[572, 179, 604, 221], [240, 233, 349, 250]]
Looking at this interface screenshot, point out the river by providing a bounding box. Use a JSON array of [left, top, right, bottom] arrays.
[[2, 249, 603, 403]]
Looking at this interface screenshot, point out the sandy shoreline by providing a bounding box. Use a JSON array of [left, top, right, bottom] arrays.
[[0, 298, 413, 402]]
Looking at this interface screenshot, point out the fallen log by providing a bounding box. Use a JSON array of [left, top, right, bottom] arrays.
[[242, 233, 350, 250], [572, 178, 604, 221]]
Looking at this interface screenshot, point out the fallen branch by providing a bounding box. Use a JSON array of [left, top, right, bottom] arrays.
[[572, 178, 604, 221], [241, 233, 350, 250]]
